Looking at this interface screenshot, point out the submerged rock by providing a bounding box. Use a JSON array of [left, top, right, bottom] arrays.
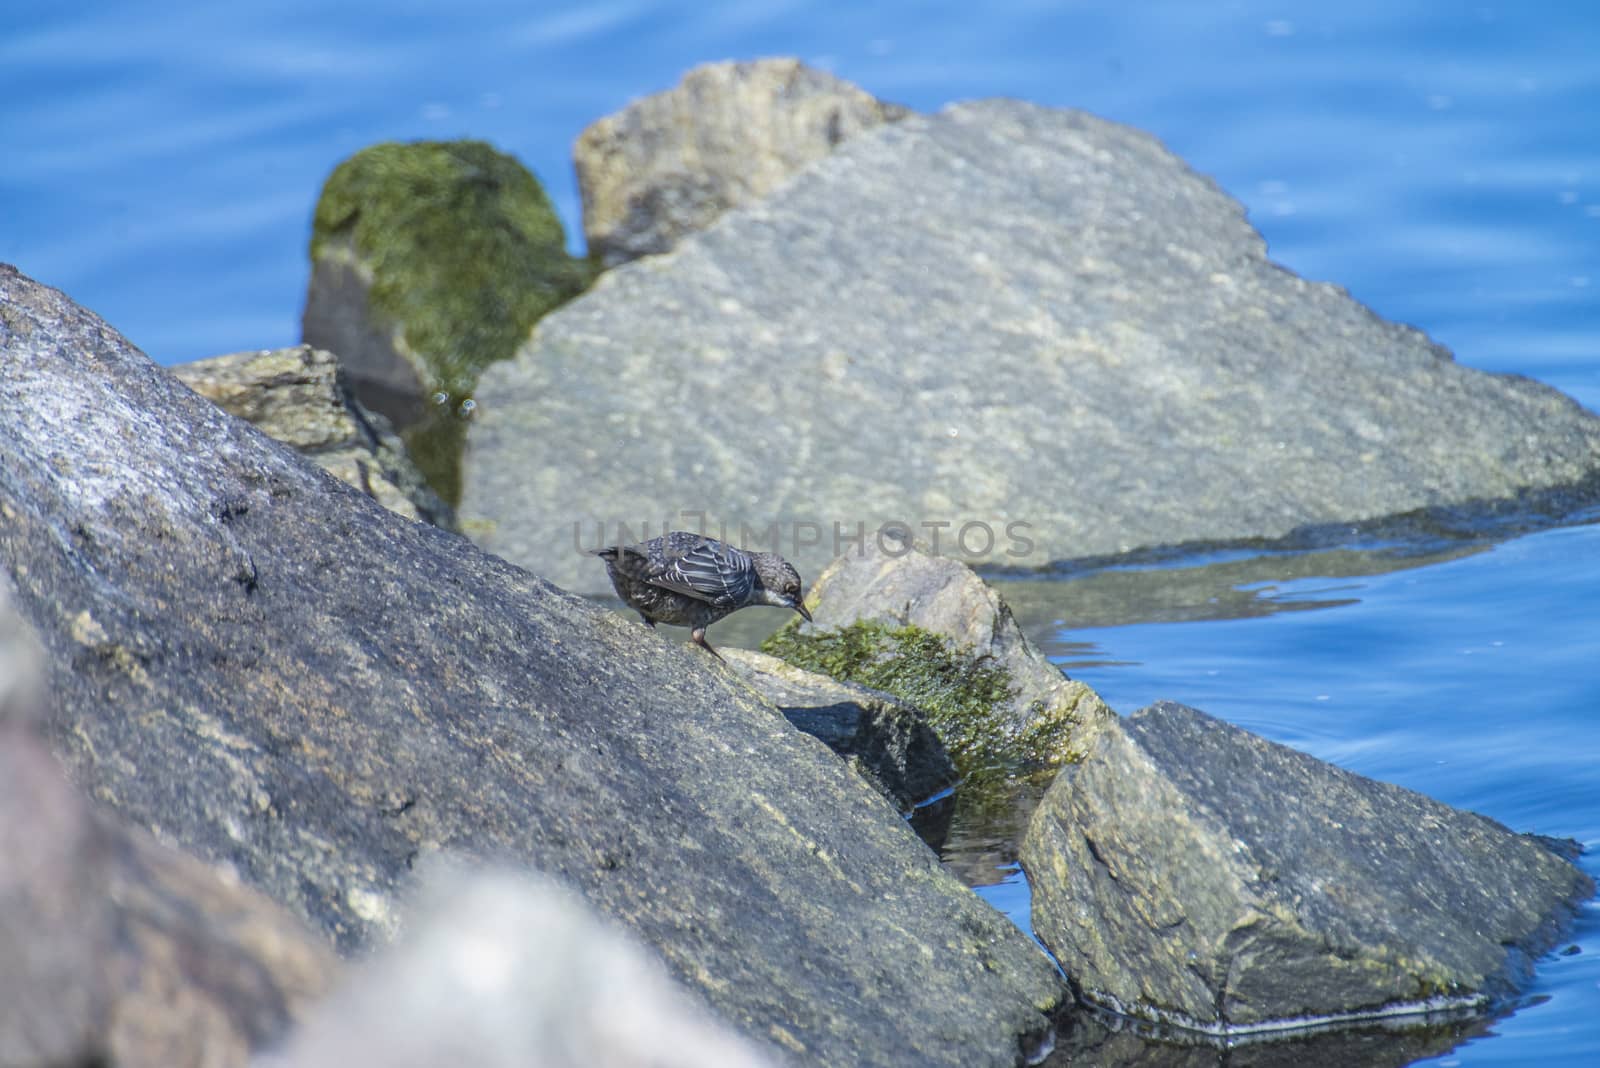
[[0, 264, 1063, 1068], [1021, 701, 1594, 1033], [301, 139, 593, 502], [0, 581, 336, 1068], [575, 57, 909, 266], [721, 646, 958, 817], [172, 345, 456, 530], [463, 98, 1600, 594]]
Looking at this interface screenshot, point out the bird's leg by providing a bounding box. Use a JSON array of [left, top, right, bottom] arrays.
[[637, 613, 656, 628], [691, 626, 724, 661]]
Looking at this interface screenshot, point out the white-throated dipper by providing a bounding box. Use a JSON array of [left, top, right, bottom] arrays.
[[592, 531, 812, 659]]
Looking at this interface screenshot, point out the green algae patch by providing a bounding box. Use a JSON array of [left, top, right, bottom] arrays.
[[761, 619, 1077, 780], [310, 139, 596, 503], [398, 405, 470, 508]]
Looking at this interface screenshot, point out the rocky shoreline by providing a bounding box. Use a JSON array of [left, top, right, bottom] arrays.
[[3, 57, 1597, 1068]]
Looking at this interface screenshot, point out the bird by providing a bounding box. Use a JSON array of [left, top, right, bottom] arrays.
[[591, 531, 812, 660]]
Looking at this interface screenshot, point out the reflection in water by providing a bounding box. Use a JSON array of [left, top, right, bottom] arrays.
[[994, 540, 1483, 638], [991, 494, 1600, 636], [1047, 638, 1135, 673], [939, 769, 1057, 888], [1042, 999, 1500, 1068]]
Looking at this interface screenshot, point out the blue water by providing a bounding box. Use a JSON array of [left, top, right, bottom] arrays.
[[7, 1, 1600, 1063], [5, 2, 1598, 396]]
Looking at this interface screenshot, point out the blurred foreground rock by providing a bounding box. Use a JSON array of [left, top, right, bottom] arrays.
[[465, 98, 1600, 593], [575, 58, 908, 266], [0, 263, 1063, 1068], [1021, 701, 1594, 1032], [1, 581, 336, 1068], [172, 345, 456, 530], [259, 867, 774, 1068]]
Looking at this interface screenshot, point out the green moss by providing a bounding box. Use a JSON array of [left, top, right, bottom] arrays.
[[400, 404, 470, 511], [310, 140, 596, 503], [761, 619, 1076, 779]]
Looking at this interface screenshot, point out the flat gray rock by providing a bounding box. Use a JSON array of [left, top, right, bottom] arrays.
[[1020, 701, 1593, 1032], [462, 99, 1600, 595], [0, 264, 1063, 1068]]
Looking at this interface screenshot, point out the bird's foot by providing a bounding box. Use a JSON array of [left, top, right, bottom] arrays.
[[691, 627, 724, 662]]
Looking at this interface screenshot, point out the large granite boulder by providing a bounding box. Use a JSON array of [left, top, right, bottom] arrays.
[[462, 98, 1600, 594], [0, 581, 336, 1068], [301, 140, 593, 503], [261, 866, 774, 1068], [575, 58, 908, 266], [0, 264, 1063, 1068], [1020, 701, 1593, 1032], [171, 345, 456, 530]]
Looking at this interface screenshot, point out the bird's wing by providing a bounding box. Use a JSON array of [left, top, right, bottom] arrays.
[[647, 538, 755, 608]]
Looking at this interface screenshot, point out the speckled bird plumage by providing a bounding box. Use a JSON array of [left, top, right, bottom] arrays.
[[592, 531, 811, 659]]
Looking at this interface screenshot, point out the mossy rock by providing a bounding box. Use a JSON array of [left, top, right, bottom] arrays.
[[308, 139, 596, 504], [761, 619, 1081, 781]]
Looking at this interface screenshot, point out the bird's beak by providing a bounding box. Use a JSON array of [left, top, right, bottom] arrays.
[[795, 601, 813, 623]]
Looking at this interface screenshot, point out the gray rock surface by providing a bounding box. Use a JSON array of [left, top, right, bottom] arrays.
[[0, 263, 1064, 1068], [721, 647, 958, 813], [172, 345, 457, 530], [1020, 701, 1594, 1032], [0, 581, 336, 1068], [575, 58, 908, 266], [259, 866, 775, 1068], [463, 98, 1600, 595]]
